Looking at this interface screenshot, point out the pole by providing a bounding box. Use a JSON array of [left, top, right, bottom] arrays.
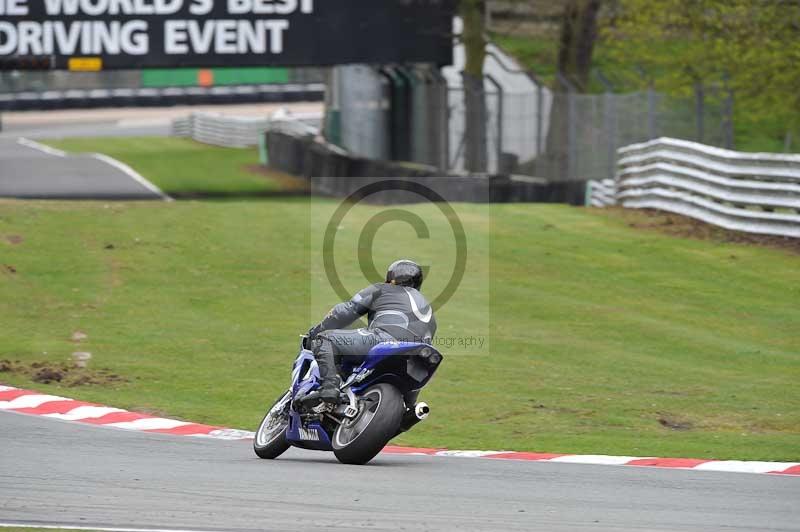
[[558, 73, 578, 181], [595, 70, 617, 181], [695, 81, 705, 143], [723, 72, 734, 149], [486, 74, 503, 174]]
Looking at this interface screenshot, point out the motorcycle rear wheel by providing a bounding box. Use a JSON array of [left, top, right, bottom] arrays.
[[253, 391, 291, 459], [332, 383, 404, 465]]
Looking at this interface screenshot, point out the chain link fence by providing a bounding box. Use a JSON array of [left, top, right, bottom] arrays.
[[330, 64, 733, 183], [530, 85, 731, 182]]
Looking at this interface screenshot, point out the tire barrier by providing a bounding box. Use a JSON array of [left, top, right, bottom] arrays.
[[0, 83, 325, 111]]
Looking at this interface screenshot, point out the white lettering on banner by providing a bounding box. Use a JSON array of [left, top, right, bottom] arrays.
[[43, 0, 73, 15], [0, 0, 311, 58], [165, 19, 289, 55], [265, 19, 288, 53], [0, 22, 19, 55], [92, 21, 121, 54], [186, 19, 213, 53], [164, 19, 188, 54], [274, 0, 296, 16], [188, 0, 211, 15], [238, 19, 261, 53], [43, 0, 183, 16], [0, 0, 29, 16], [0, 20, 150, 55], [227, 0, 249, 14], [82, 20, 148, 54], [214, 19, 236, 54], [228, 0, 307, 15], [120, 20, 148, 54], [17, 21, 43, 54], [54, 21, 82, 54]]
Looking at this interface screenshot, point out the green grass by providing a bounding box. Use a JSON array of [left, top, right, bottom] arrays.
[[490, 32, 643, 94], [491, 33, 559, 86], [1, 140, 798, 461], [46, 137, 279, 198]]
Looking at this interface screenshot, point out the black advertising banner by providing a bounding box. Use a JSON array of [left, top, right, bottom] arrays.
[[0, 0, 455, 70]]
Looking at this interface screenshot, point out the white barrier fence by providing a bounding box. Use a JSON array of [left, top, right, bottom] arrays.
[[585, 178, 617, 207], [172, 110, 322, 148], [586, 137, 800, 238]]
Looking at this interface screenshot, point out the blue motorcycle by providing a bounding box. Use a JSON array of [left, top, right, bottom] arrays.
[[254, 336, 444, 464]]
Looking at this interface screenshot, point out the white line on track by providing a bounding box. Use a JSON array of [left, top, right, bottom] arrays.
[[550, 455, 645, 465], [90, 152, 173, 202], [0, 524, 225, 532], [17, 137, 67, 157], [105, 417, 191, 430], [15, 137, 173, 202]]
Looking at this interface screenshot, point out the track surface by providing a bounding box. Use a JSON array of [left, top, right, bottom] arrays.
[[1, 411, 798, 532], [0, 138, 163, 200]]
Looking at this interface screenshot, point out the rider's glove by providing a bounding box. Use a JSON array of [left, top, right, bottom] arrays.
[[307, 323, 323, 340]]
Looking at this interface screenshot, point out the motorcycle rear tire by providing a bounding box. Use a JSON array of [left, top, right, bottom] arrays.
[[332, 383, 404, 465]]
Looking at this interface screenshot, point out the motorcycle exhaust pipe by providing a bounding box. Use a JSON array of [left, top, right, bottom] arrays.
[[398, 402, 430, 434]]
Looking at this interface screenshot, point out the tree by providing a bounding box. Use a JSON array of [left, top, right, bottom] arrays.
[[604, 0, 800, 148], [539, 0, 604, 180], [460, 0, 488, 172], [558, 0, 603, 92]]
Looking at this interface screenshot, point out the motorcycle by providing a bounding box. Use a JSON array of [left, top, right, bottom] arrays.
[[253, 335, 444, 465]]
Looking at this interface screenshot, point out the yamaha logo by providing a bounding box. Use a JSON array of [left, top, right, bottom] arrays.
[[298, 427, 320, 441]]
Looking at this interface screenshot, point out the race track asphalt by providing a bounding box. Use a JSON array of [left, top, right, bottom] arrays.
[[1, 410, 798, 532], [0, 138, 164, 200]]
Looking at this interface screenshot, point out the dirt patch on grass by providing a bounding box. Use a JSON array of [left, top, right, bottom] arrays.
[[5, 234, 23, 245], [244, 164, 310, 192], [0, 359, 128, 387], [657, 413, 694, 431], [595, 207, 800, 254]]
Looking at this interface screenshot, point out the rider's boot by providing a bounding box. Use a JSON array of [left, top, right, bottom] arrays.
[[317, 377, 342, 404], [310, 336, 342, 405], [303, 376, 341, 406]]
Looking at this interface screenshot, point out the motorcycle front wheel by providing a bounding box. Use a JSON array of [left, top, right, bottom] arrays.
[[332, 383, 404, 465], [253, 391, 291, 459]]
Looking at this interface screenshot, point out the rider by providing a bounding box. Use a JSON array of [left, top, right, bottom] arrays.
[[306, 259, 437, 404]]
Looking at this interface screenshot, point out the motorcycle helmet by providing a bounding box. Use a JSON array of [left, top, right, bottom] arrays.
[[385, 259, 423, 290]]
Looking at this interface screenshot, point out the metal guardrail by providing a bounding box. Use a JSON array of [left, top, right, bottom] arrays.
[[172, 110, 322, 148], [589, 137, 800, 238]]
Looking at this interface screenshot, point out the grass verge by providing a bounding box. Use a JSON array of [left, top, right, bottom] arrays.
[[45, 137, 297, 199], [1, 138, 798, 461]]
